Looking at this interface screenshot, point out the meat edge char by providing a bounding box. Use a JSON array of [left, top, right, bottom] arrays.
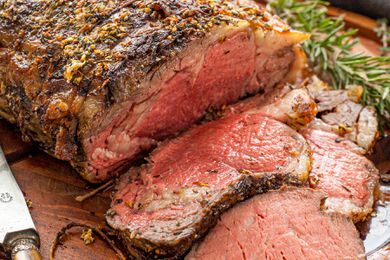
[[114, 173, 309, 259]]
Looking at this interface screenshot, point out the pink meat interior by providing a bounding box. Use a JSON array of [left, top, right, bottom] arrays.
[[109, 113, 306, 242], [302, 128, 375, 207], [84, 30, 294, 181], [187, 189, 364, 259]]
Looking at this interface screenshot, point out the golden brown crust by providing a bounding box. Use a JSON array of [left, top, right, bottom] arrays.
[[0, 0, 292, 178]]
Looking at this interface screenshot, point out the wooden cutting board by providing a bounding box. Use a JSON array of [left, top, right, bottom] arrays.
[[0, 7, 389, 260], [0, 120, 119, 259]]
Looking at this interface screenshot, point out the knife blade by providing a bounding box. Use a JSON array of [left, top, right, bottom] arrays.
[[0, 146, 42, 260]]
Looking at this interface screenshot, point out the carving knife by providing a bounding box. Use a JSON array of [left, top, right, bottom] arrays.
[[0, 146, 42, 260]]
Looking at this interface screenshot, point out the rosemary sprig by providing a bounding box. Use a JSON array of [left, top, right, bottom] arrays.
[[375, 18, 390, 56], [267, 0, 390, 130]]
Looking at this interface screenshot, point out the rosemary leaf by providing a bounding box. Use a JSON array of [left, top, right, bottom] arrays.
[[375, 18, 390, 56]]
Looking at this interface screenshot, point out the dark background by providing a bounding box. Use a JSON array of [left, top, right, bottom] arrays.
[[329, 0, 390, 19]]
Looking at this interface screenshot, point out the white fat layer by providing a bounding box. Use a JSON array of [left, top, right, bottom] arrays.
[[357, 107, 378, 151], [324, 196, 375, 222]]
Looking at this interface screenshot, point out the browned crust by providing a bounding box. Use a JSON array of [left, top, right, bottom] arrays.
[[0, 0, 290, 180], [116, 173, 304, 259]]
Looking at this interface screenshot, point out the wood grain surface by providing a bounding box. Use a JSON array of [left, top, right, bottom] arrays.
[[328, 6, 380, 41], [0, 8, 389, 260]]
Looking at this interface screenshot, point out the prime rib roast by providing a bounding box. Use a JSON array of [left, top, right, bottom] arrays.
[[224, 84, 317, 129], [107, 79, 380, 258], [0, 0, 382, 259], [107, 109, 312, 258], [106, 87, 314, 258], [0, 0, 307, 182], [302, 77, 380, 222], [302, 127, 379, 222], [187, 188, 365, 260], [306, 76, 378, 153]]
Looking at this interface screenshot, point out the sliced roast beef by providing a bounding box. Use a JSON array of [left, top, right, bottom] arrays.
[[226, 87, 317, 129], [187, 188, 365, 260], [355, 106, 379, 151], [300, 76, 379, 221], [307, 118, 367, 155], [107, 111, 311, 259], [306, 76, 361, 112], [321, 100, 363, 127], [301, 127, 379, 222], [0, 0, 308, 182], [305, 76, 378, 152], [317, 102, 378, 151]]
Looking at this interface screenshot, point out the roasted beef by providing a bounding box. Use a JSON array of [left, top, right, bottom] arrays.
[[225, 86, 317, 129], [234, 79, 379, 222], [187, 188, 365, 260], [306, 76, 378, 152], [107, 111, 311, 258], [301, 127, 379, 222], [300, 77, 380, 221], [0, 0, 307, 182]]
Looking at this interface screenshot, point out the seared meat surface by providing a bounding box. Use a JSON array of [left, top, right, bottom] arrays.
[[187, 188, 365, 260], [0, 0, 307, 182], [1, 1, 381, 257]]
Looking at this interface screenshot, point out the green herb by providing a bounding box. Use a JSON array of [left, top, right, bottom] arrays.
[[267, 0, 390, 130], [375, 18, 390, 56]]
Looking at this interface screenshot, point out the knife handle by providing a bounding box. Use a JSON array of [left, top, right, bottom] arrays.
[[3, 229, 42, 260], [11, 238, 42, 260]]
